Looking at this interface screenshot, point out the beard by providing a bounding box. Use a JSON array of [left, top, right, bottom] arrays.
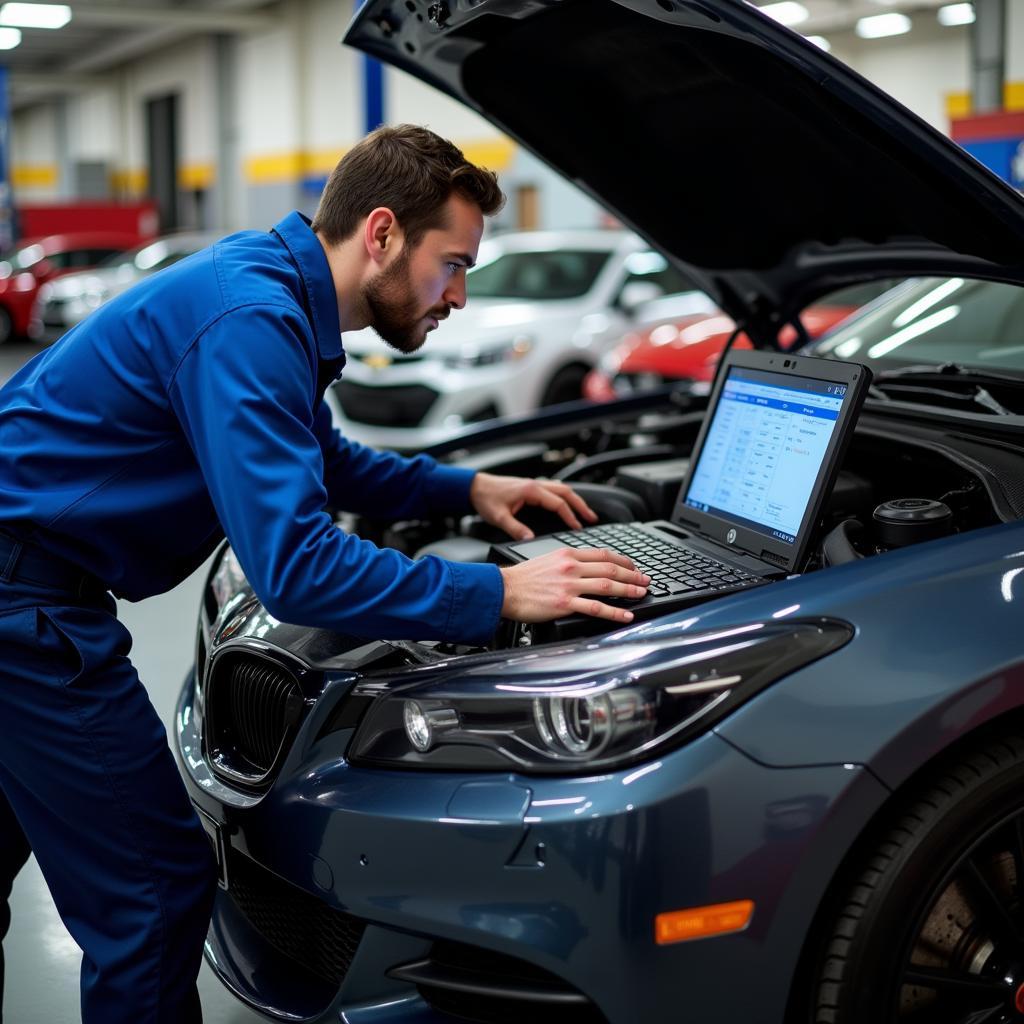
[[363, 246, 448, 354]]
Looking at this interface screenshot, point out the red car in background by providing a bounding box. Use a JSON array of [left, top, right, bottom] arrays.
[[584, 280, 894, 400], [0, 231, 138, 343]]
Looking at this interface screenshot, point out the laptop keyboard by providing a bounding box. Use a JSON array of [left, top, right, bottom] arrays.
[[551, 523, 760, 597]]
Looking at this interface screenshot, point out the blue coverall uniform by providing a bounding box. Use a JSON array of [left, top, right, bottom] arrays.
[[0, 211, 504, 1023]]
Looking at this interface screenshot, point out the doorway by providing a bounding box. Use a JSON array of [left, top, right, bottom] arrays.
[[146, 93, 179, 231]]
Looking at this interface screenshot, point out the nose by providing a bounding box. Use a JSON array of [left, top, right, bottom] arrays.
[[443, 271, 467, 310]]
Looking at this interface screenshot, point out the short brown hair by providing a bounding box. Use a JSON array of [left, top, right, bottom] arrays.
[[312, 124, 505, 247]]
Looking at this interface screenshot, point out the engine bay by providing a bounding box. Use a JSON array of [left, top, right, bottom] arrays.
[[356, 402, 1021, 653]]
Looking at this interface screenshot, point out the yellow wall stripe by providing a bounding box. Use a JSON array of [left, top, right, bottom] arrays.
[[111, 168, 149, 195], [1006, 82, 1024, 112], [460, 138, 516, 171], [946, 82, 1024, 119], [304, 147, 346, 177], [244, 151, 306, 185], [244, 137, 517, 186], [179, 163, 215, 190], [12, 164, 58, 188]]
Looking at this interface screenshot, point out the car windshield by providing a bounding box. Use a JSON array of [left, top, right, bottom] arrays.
[[812, 277, 1024, 375], [467, 248, 612, 300]]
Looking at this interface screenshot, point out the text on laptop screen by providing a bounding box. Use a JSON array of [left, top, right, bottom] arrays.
[[683, 367, 847, 544]]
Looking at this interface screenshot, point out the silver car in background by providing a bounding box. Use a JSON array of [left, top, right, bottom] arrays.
[[329, 228, 712, 450], [30, 231, 221, 343]]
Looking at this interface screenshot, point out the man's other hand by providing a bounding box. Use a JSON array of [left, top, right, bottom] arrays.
[[469, 471, 599, 540], [500, 548, 649, 625]]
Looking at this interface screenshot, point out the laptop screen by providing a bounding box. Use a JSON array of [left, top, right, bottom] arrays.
[[682, 366, 848, 545]]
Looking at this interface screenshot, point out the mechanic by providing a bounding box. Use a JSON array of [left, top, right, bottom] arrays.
[[0, 124, 649, 1024]]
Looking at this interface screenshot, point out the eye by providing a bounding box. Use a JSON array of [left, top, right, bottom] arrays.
[[446, 261, 462, 275]]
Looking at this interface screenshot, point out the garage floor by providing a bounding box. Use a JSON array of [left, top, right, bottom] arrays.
[[0, 343, 266, 1022]]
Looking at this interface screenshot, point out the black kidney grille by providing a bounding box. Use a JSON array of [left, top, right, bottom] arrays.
[[208, 654, 302, 779], [228, 851, 366, 987]]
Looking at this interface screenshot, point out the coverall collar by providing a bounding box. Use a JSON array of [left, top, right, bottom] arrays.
[[272, 211, 344, 364]]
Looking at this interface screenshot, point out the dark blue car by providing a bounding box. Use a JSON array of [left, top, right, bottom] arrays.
[[175, 2, 1024, 1022]]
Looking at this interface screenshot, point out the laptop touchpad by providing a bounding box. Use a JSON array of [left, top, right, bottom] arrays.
[[511, 536, 572, 558]]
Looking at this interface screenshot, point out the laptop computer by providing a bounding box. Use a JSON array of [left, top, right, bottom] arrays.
[[492, 350, 871, 639]]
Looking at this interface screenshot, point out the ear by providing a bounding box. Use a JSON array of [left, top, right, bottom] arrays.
[[363, 207, 401, 266]]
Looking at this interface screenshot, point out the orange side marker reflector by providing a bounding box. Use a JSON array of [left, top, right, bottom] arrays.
[[655, 899, 755, 945]]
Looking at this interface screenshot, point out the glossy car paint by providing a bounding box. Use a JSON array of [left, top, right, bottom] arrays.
[[177, 515, 1024, 1022]]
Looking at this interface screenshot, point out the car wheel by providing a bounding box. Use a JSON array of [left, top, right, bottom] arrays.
[[0, 307, 14, 345], [540, 364, 588, 406], [814, 732, 1024, 1023]]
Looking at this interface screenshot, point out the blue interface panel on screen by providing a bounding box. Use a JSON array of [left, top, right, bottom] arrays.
[[684, 367, 847, 544]]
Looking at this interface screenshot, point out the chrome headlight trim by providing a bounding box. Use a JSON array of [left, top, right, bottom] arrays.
[[347, 618, 853, 773]]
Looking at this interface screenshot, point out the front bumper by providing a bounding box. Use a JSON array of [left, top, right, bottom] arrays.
[[329, 356, 546, 451], [176, 669, 888, 1024]]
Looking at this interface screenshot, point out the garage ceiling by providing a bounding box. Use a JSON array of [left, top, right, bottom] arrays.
[[7, 0, 283, 109], [3, 0, 973, 110]]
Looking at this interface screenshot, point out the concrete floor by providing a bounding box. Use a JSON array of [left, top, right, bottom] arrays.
[[0, 342, 266, 1022]]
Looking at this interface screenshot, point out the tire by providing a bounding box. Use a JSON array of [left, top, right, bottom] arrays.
[[539, 364, 588, 407], [814, 732, 1024, 1024]]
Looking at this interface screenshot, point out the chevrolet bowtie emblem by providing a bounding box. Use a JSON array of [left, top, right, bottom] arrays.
[[363, 354, 392, 370]]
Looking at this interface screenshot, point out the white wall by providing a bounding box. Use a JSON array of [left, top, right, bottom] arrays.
[[238, 19, 303, 158], [830, 20, 970, 132], [67, 86, 119, 163], [387, 64, 502, 143], [306, 0, 361, 153], [121, 35, 218, 180], [10, 104, 59, 200], [1008, 0, 1024, 82]]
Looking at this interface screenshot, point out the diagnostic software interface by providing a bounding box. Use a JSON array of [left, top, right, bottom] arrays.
[[683, 367, 847, 544]]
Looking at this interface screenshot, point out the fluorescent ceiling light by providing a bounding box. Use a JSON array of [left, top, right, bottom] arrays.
[[0, 26, 20, 47], [806, 35, 832, 51], [856, 12, 912, 38], [938, 2, 975, 26], [0, 3, 71, 29], [759, 2, 810, 27]]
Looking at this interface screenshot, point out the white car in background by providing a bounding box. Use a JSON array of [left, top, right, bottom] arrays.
[[329, 229, 712, 450], [30, 231, 221, 343]]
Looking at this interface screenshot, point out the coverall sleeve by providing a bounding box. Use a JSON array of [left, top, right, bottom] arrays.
[[310, 399, 477, 519], [167, 303, 504, 643]]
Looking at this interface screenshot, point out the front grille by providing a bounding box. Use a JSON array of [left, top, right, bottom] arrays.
[[392, 940, 607, 1024], [206, 652, 305, 786], [43, 310, 67, 328], [333, 380, 439, 427], [228, 851, 366, 987]]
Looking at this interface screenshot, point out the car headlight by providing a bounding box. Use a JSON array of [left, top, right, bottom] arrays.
[[209, 545, 249, 617], [442, 335, 533, 369], [346, 619, 851, 773], [83, 286, 109, 310]]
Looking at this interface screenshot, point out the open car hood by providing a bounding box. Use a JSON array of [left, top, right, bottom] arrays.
[[344, 0, 1024, 343]]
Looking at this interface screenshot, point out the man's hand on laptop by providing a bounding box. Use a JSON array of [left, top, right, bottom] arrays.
[[469, 471, 598, 540], [499, 549, 650, 624]]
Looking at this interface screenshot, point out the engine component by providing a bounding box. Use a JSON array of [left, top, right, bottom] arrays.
[[616, 458, 691, 520], [873, 498, 954, 548]]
